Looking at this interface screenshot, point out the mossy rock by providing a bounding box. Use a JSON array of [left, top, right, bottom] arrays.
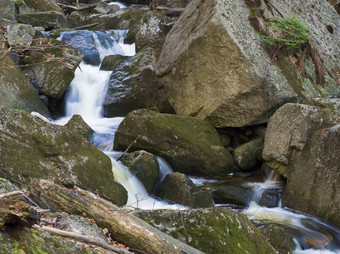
[[211, 185, 253, 207], [114, 109, 234, 176], [233, 137, 264, 171], [64, 114, 93, 139], [155, 172, 214, 208], [0, 178, 18, 195], [17, 11, 68, 29], [0, 228, 96, 254], [22, 0, 63, 12], [133, 207, 276, 254], [0, 107, 127, 206], [0, 54, 50, 117], [120, 150, 159, 194]]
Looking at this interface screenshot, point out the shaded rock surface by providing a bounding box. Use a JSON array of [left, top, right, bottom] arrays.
[[103, 47, 172, 116], [263, 101, 340, 227], [155, 0, 300, 128], [150, 0, 191, 8], [155, 172, 214, 208], [17, 11, 68, 30], [212, 185, 252, 207], [7, 24, 35, 47], [233, 137, 263, 171], [0, 107, 127, 206], [22, 36, 83, 99], [133, 207, 276, 254], [0, 0, 16, 21], [114, 109, 234, 176], [0, 54, 50, 117], [120, 150, 159, 193]]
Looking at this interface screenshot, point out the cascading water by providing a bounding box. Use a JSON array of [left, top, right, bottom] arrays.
[[55, 29, 183, 210], [243, 171, 340, 253]]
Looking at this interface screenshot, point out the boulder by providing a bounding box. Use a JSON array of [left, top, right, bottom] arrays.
[[120, 150, 159, 193], [20, 0, 63, 13], [17, 11, 68, 30], [100, 54, 126, 70], [22, 36, 83, 99], [260, 189, 282, 208], [212, 185, 253, 207], [150, 0, 191, 8], [7, 24, 35, 48], [0, 53, 50, 117], [263, 101, 340, 227], [0, 0, 16, 21], [133, 208, 276, 254], [261, 0, 340, 97], [0, 107, 127, 206], [258, 224, 295, 254], [233, 137, 263, 171], [155, 172, 214, 208], [64, 114, 94, 139], [155, 0, 300, 128], [103, 48, 172, 116], [114, 109, 234, 176]]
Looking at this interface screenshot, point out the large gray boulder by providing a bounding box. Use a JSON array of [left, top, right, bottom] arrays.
[[22, 36, 83, 100], [0, 0, 16, 21], [17, 11, 68, 29], [114, 109, 234, 176], [133, 208, 276, 254], [233, 137, 263, 171], [7, 24, 35, 47], [155, 0, 300, 128], [263, 101, 340, 227], [0, 108, 127, 206], [0, 53, 50, 117]]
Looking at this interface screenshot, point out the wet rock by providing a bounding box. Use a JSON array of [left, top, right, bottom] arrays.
[[100, 54, 126, 70], [233, 137, 264, 171], [22, 36, 83, 100], [258, 224, 295, 254], [0, 53, 50, 117], [0, 107, 127, 206], [114, 109, 234, 176], [103, 47, 172, 116], [155, 0, 300, 128], [155, 172, 214, 208], [133, 207, 276, 254], [260, 189, 281, 208], [17, 11, 69, 30], [263, 101, 340, 227], [120, 150, 159, 193], [212, 185, 252, 207]]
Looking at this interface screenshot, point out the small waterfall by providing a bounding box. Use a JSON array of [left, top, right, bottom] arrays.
[[157, 156, 174, 182], [243, 169, 340, 253]]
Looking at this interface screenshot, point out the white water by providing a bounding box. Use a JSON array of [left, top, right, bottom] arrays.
[[55, 30, 184, 210]]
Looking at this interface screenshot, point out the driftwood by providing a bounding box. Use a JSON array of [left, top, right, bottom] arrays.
[[155, 7, 184, 17], [33, 225, 133, 254], [33, 179, 203, 254], [0, 190, 37, 227]]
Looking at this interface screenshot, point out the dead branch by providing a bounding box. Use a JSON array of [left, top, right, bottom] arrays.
[[32, 225, 133, 254], [155, 7, 184, 17], [116, 135, 140, 161], [72, 23, 99, 30]]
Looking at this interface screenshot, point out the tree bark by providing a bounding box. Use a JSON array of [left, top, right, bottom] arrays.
[[32, 179, 203, 254]]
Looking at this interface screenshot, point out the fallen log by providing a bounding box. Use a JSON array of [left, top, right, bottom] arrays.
[[0, 190, 37, 227], [33, 179, 203, 254]]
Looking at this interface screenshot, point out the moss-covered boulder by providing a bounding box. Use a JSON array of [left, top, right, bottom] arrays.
[[258, 224, 295, 254], [0, 0, 16, 21], [263, 101, 340, 227], [233, 137, 263, 171], [17, 11, 68, 29], [7, 24, 35, 47], [103, 48, 172, 116], [114, 109, 234, 176], [155, 172, 214, 208], [22, 36, 83, 100], [0, 107, 127, 206], [120, 150, 159, 193], [20, 0, 63, 13], [0, 178, 18, 195], [133, 208, 276, 254], [0, 54, 50, 117], [0, 228, 97, 254], [64, 114, 94, 139]]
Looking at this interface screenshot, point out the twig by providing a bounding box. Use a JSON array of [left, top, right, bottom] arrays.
[[0, 190, 24, 199], [116, 135, 140, 161], [72, 23, 99, 30], [32, 225, 134, 254]]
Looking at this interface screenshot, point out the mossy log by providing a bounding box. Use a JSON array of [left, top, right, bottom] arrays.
[[32, 179, 203, 254]]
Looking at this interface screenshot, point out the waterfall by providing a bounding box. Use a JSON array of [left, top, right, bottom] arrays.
[[55, 30, 184, 210]]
